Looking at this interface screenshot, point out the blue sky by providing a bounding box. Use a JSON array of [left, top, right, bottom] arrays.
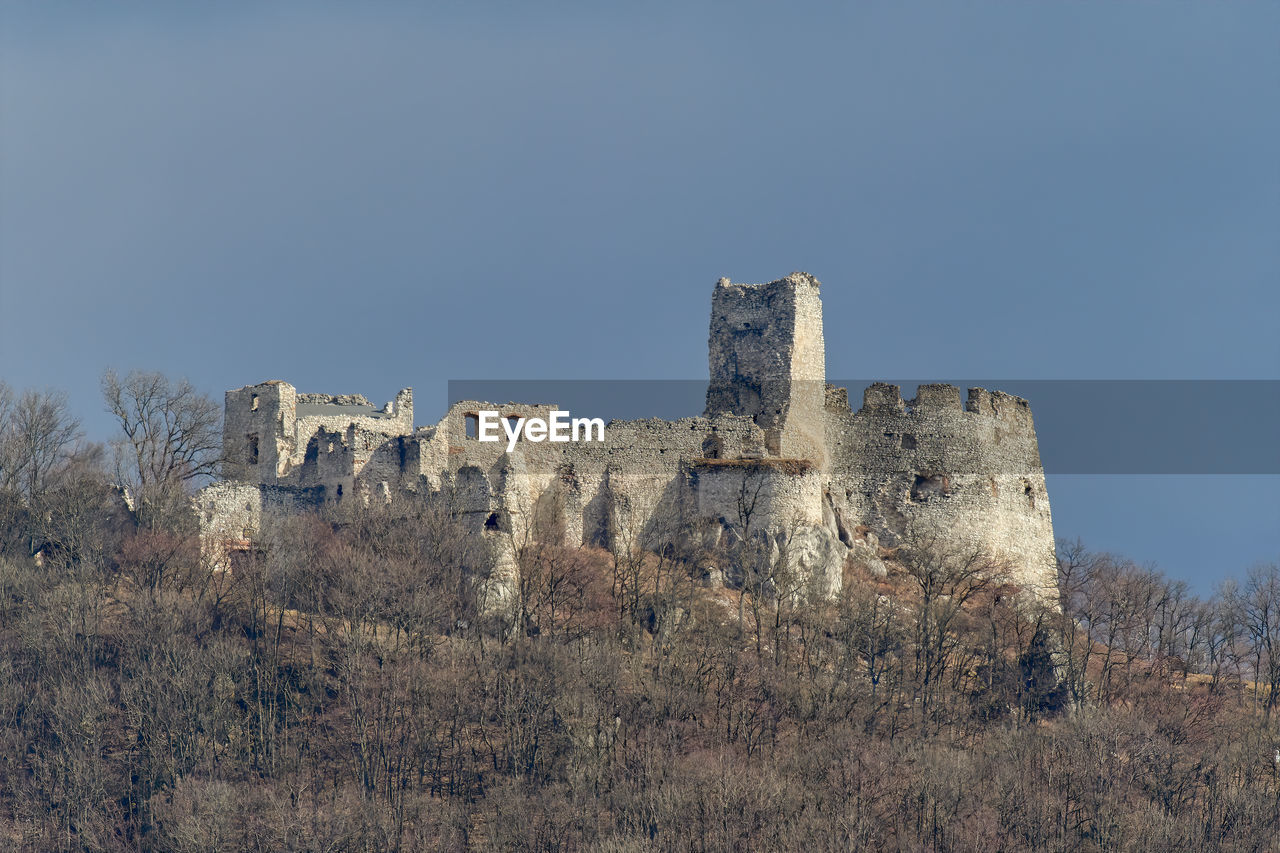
[[2, 2, 1276, 591]]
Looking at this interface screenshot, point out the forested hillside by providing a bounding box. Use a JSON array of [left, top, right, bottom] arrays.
[[1, 378, 1277, 851]]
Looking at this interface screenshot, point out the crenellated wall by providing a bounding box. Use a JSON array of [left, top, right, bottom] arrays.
[[823, 381, 1056, 600]]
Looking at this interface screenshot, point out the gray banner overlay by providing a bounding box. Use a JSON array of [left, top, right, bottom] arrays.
[[447, 380, 1280, 475]]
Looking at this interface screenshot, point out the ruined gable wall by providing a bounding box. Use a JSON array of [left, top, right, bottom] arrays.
[[825, 383, 1057, 600], [287, 388, 412, 472]]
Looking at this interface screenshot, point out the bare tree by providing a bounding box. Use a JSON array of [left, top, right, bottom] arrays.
[[895, 524, 1010, 733], [0, 381, 13, 490], [1055, 538, 1101, 704], [0, 383, 89, 557], [1236, 562, 1280, 720], [0, 383, 82, 502], [102, 369, 221, 528]]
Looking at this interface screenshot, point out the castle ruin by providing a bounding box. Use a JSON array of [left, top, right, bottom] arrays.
[[198, 273, 1057, 603]]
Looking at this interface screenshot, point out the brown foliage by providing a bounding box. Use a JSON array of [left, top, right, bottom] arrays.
[[0, 494, 1276, 850]]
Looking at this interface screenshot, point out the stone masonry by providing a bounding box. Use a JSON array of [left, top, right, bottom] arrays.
[[198, 273, 1058, 604]]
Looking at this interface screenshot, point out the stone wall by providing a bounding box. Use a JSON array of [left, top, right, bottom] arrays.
[[196, 481, 324, 570]]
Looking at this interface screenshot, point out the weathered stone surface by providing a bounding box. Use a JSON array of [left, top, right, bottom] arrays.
[[198, 272, 1058, 605]]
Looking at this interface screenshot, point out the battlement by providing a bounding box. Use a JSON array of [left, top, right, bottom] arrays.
[[913, 383, 963, 412], [824, 384, 850, 412], [965, 388, 1033, 427], [854, 383, 1034, 427], [861, 382, 906, 412]]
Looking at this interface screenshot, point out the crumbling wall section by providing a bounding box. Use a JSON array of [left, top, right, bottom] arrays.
[[288, 388, 412, 472]]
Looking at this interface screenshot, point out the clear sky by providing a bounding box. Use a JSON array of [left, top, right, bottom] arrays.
[[2, 2, 1276, 592]]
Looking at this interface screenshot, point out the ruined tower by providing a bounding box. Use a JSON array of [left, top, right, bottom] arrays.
[[704, 272, 827, 462], [221, 380, 298, 483]]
